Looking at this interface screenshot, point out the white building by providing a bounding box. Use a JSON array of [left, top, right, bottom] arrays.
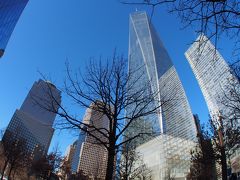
[[185, 35, 236, 119], [136, 135, 195, 179], [185, 35, 240, 176]]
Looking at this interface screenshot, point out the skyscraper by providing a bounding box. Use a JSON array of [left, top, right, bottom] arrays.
[[185, 35, 236, 119], [71, 131, 86, 173], [3, 79, 61, 158], [185, 35, 240, 174], [70, 102, 109, 179], [0, 0, 29, 57], [129, 11, 196, 142], [65, 140, 78, 165], [128, 11, 197, 179]]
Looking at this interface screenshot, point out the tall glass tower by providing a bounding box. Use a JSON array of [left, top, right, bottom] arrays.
[[0, 0, 29, 57], [185, 35, 235, 119], [3, 79, 61, 159], [128, 12, 197, 179], [185, 35, 240, 175], [129, 12, 196, 141]]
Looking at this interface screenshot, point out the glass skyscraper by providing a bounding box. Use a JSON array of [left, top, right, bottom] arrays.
[[185, 35, 235, 119], [128, 11, 197, 179], [185, 35, 240, 172], [128, 12, 196, 141], [0, 0, 29, 57], [3, 79, 61, 159]]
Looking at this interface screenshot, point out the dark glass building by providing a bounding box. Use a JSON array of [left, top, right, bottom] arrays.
[[0, 0, 29, 57], [3, 79, 61, 159]]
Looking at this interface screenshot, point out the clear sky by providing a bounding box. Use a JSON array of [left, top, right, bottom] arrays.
[[0, 0, 235, 154]]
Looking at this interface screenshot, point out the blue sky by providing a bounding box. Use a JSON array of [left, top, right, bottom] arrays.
[[0, 0, 235, 154]]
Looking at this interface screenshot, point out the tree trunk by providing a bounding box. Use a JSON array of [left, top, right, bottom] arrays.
[[12, 170, 17, 180], [0, 160, 8, 180], [220, 147, 228, 180], [124, 158, 128, 180], [105, 147, 115, 180], [7, 165, 14, 180]]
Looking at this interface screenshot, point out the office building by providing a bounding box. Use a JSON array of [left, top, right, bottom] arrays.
[[128, 11, 196, 142], [65, 140, 78, 164], [71, 131, 86, 173], [71, 102, 109, 179], [193, 114, 201, 137], [128, 11, 197, 179], [3, 79, 61, 158], [185, 34, 237, 119], [136, 134, 196, 179], [0, 0, 29, 57], [185, 34, 240, 175]]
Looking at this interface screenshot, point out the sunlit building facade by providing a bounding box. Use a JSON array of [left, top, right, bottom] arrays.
[[129, 12, 196, 142], [185, 34, 240, 175], [185, 35, 236, 119], [0, 0, 29, 57], [128, 11, 197, 179], [65, 140, 78, 165], [71, 131, 86, 173], [71, 103, 109, 179], [3, 79, 61, 159], [136, 135, 196, 179]]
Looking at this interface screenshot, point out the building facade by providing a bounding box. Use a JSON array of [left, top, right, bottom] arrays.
[[65, 140, 78, 165], [71, 131, 86, 173], [3, 79, 61, 159], [185, 34, 240, 175], [136, 134, 196, 179], [128, 11, 196, 142], [128, 11, 197, 179], [185, 35, 238, 119], [0, 0, 29, 57], [70, 103, 109, 179]]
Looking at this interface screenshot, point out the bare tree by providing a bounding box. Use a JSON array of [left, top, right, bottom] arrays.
[[117, 141, 151, 180], [30, 148, 62, 180], [188, 114, 239, 180], [221, 63, 240, 147], [186, 54, 240, 180], [0, 130, 31, 180], [68, 170, 91, 180], [218, 63, 240, 176], [34, 54, 166, 180], [58, 157, 71, 180], [187, 122, 216, 180]]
